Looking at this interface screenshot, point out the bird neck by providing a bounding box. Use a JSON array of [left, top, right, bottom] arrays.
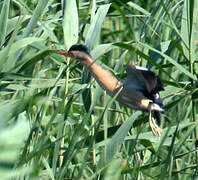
[[80, 56, 122, 96]]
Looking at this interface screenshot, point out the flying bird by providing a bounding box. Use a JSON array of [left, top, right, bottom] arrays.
[[58, 44, 164, 136]]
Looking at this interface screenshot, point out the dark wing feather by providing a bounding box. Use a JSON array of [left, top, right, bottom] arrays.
[[138, 68, 158, 93], [127, 65, 164, 94], [124, 65, 148, 93], [138, 67, 164, 94], [125, 65, 164, 125], [125, 65, 160, 94]]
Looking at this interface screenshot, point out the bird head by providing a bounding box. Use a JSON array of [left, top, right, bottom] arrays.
[[58, 44, 91, 61]]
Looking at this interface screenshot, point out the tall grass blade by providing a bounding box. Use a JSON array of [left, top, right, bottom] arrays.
[[181, 0, 190, 60], [190, 1, 198, 63], [85, 4, 111, 50], [106, 111, 141, 163], [0, 0, 10, 46], [22, 0, 48, 37], [62, 0, 79, 49]]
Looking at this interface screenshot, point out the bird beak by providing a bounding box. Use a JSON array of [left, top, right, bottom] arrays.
[[57, 51, 70, 56], [151, 103, 164, 112]]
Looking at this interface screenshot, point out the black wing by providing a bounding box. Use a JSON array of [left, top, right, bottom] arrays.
[[125, 65, 158, 93]]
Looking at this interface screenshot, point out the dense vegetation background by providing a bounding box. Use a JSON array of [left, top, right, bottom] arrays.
[[0, 0, 198, 179]]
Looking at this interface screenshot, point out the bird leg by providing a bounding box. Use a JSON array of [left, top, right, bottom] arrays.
[[148, 103, 162, 137]]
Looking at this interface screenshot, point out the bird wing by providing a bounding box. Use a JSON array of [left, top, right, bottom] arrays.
[[124, 65, 147, 93], [125, 65, 162, 94], [117, 65, 164, 111]]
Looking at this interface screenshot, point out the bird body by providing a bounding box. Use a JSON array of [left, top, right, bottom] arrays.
[[58, 44, 164, 136]]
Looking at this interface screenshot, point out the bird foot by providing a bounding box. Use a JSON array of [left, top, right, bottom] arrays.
[[149, 116, 162, 137], [148, 103, 162, 137]]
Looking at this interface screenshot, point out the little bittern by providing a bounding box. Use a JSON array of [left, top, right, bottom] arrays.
[[58, 44, 164, 136]]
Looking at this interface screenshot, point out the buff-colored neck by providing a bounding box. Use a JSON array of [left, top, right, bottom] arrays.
[[80, 55, 122, 96]]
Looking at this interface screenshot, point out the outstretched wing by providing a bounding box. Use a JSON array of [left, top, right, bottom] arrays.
[[123, 65, 147, 93], [124, 65, 164, 95]]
